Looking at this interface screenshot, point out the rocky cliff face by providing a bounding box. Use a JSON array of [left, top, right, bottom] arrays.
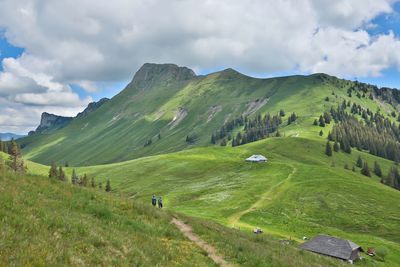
[[31, 113, 73, 135], [30, 98, 110, 135], [129, 63, 196, 89], [76, 98, 109, 118]]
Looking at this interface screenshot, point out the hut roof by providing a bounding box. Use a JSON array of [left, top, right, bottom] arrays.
[[299, 235, 363, 261]]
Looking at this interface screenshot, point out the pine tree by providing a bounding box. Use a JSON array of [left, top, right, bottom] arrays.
[[71, 169, 78, 185], [81, 174, 88, 187], [8, 140, 24, 173], [319, 115, 325, 127], [325, 141, 332, 156], [279, 109, 285, 117], [98, 182, 103, 189], [333, 141, 340, 152], [313, 119, 318, 126], [352, 165, 356, 172], [361, 162, 371, 177], [275, 130, 281, 137], [58, 166, 66, 181], [220, 139, 227, 146], [105, 179, 111, 192], [373, 161, 382, 177], [319, 130, 323, 136], [211, 133, 216, 144], [91, 177, 96, 187], [356, 156, 363, 168], [49, 162, 58, 178]]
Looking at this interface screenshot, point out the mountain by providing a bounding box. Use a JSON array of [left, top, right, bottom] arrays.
[[28, 98, 110, 136], [29, 112, 74, 135], [19, 63, 398, 166], [0, 132, 25, 141], [76, 97, 110, 118]]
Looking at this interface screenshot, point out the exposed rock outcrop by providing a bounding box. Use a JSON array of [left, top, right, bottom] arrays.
[[32, 113, 73, 135], [130, 63, 196, 89], [76, 98, 109, 118]]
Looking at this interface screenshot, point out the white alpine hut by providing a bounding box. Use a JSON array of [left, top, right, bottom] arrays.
[[245, 154, 267, 163]]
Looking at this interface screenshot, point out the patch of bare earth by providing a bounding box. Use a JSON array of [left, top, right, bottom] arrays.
[[206, 105, 222, 123], [171, 218, 233, 267], [168, 107, 188, 128], [243, 98, 269, 116]]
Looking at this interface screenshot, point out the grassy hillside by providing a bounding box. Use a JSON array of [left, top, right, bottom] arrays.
[[0, 158, 345, 267], [19, 64, 396, 166], [19, 135, 400, 266]]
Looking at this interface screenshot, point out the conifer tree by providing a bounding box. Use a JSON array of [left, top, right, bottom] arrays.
[[313, 119, 318, 126], [81, 174, 88, 187], [105, 179, 111, 192], [352, 165, 356, 172], [325, 141, 332, 156], [356, 156, 363, 168], [49, 162, 58, 178], [361, 162, 371, 177], [333, 141, 340, 152], [58, 166, 66, 181], [319, 115, 325, 127], [279, 109, 285, 117], [98, 182, 103, 189], [211, 133, 216, 144], [220, 139, 227, 146], [344, 163, 349, 170], [319, 130, 323, 136], [91, 177, 96, 188], [71, 169, 78, 185], [7, 140, 25, 173], [373, 161, 382, 177]]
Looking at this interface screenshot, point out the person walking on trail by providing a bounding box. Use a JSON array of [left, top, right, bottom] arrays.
[[158, 197, 163, 208], [152, 195, 157, 207]]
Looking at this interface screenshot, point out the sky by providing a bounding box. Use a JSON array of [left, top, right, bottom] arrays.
[[1, 0, 400, 134]]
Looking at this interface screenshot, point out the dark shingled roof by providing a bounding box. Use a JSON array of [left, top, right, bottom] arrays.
[[299, 235, 363, 261]]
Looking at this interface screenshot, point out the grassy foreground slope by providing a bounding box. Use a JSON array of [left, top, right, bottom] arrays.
[[59, 136, 400, 266], [0, 159, 343, 267], [19, 64, 395, 166]]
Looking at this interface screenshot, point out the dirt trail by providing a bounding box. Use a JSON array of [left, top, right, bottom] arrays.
[[171, 218, 233, 267], [227, 166, 298, 239]]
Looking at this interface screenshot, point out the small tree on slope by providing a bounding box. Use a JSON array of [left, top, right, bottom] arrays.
[[325, 141, 332, 156]]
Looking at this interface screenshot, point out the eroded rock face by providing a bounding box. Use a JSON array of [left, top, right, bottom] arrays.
[[76, 98, 109, 118], [130, 63, 196, 89], [34, 113, 73, 134]]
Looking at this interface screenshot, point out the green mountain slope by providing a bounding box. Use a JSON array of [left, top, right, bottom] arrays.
[[20, 135, 400, 266], [0, 155, 345, 267], [20, 63, 396, 166]]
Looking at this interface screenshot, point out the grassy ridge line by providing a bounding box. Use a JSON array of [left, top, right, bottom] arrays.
[[20, 69, 396, 166]]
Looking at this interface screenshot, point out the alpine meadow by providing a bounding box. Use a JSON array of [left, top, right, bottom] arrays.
[[1, 1, 400, 266]]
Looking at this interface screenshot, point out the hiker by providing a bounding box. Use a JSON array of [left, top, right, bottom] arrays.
[[152, 195, 157, 207], [158, 196, 163, 208]]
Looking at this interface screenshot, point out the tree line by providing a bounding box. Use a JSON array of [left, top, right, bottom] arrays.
[[48, 163, 111, 192], [211, 110, 291, 146], [0, 139, 26, 173], [327, 103, 400, 162]]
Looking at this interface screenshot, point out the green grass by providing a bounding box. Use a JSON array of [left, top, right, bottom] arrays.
[[0, 163, 347, 266], [19, 135, 400, 266], [0, 169, 215, 266]]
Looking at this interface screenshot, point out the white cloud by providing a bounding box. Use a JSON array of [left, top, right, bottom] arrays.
[[0, 0, 399, 133]]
